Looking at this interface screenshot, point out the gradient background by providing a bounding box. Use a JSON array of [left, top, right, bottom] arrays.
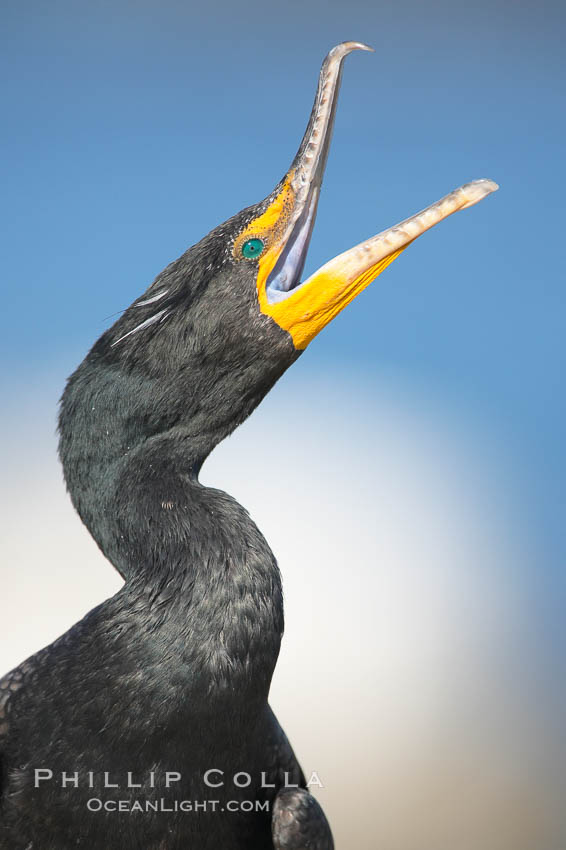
[[1, 1, 565, 847]]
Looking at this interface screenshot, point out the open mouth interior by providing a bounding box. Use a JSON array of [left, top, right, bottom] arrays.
[[265, 189, 320, 304]]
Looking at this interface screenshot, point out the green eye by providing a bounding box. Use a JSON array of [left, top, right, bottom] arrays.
[[241, 238, 265, 259]]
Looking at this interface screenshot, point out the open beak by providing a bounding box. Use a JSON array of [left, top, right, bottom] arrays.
[[242, 42, 498, 350]]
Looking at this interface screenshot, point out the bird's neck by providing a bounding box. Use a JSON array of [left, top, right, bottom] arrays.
[[58, 366, 285, 701]]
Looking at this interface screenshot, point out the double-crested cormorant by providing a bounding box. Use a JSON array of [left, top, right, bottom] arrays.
[[0, 42, 497, 849]]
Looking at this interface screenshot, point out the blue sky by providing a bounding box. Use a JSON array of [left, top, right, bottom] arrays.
[[3, 0, 565, 574], [1, 1, 565, 844]]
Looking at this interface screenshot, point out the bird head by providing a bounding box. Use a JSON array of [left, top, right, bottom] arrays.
[[66, 42, 497, 471]]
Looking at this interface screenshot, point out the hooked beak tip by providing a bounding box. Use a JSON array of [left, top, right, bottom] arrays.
[[330, 41, 374, 59]]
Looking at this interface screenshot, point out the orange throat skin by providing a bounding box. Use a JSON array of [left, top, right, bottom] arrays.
[[234, 176, 410, 352]]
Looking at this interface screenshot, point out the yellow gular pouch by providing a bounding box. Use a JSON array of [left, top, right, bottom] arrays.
[[233, 172, 414, 351], [234, 173, 411, 351], [276, 245, 410, 350]]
